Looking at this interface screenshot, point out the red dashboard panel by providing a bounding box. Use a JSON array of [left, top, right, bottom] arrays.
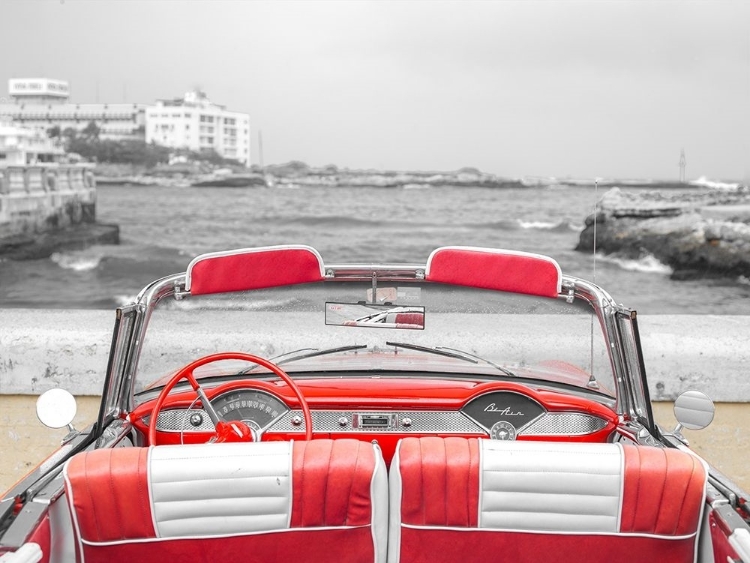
[[130, 377, 618, 464]]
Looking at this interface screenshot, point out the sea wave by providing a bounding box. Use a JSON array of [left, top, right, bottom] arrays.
[[273, 214, 456, 231], [518, 219, 580, 232], [520, 176, 557, 187], [597, 253, 672, 274], [50, 251, 102, 272], [281, 215, 385, 228], [689, 176, 741, 191], [474, 219, 521, 230]]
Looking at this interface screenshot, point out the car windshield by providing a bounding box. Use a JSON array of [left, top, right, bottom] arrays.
[[134, 281, 615, 401]]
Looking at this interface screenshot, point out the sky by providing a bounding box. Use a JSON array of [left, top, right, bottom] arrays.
[[1, 0, 748, 180]]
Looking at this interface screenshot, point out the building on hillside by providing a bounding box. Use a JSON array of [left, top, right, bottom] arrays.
[[0, 78, 147, 141], [145, 90, 251, 165]]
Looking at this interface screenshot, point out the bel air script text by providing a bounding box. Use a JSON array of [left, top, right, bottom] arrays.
[[483, 404, 523, 416]]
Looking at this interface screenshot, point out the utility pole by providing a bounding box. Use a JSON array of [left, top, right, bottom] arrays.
[[679, 149, 686, 183]]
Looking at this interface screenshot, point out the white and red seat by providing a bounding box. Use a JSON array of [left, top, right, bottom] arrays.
[[388, 437, 707, 563], [63, 439, 388, 563]]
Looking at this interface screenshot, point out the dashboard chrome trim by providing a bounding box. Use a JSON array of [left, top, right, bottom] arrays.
[[270, 410, 485, 434], [519, 412, 609, 436], [150, 407, 610, 437], [151, 409, 215, 432]]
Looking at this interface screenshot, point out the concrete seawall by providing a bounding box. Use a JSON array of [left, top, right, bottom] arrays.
[[2, 310, 748, 399], [0, 165, 120, 260], [1, 310, 748, 492], [0, 166, 96, 238]]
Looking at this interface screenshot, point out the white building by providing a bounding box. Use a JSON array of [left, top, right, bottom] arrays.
[[145, 90, 251, 165], [0, 78, 147, 141], [0, 117, 65, 166], [8, 78, 70, 104]]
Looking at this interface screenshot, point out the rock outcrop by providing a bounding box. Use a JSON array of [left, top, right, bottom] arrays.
[[0, 222, 120, 260], [95, 162, 528, 190], [261, 163, 524, 189], [576, 187, 750, 280]]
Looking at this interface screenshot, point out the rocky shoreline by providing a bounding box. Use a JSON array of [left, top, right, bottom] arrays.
[[576, 187, 750, 281], [95, 161, 526, 189], [95, 161, 745, 192], [0, 222, 119, 260]]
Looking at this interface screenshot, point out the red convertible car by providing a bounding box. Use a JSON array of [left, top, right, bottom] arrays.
[[1, 245, 748, 563]]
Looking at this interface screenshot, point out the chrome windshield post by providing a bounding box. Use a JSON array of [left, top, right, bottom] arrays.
[[562, 276, 634, 419], [118, 273, 186, 414]]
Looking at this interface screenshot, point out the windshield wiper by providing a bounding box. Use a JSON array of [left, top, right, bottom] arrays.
[[386, 341, 478, 363], [435, 346, 516, 377], [240, 344, 368, 374], [386, 341, 515, 377]]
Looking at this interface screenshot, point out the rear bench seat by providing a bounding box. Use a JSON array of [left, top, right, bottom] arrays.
[[388, 437, 707, 563], [63, 440, 388, 563]]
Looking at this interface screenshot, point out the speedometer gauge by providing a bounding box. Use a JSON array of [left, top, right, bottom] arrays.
[[211, 390, 288, 432]]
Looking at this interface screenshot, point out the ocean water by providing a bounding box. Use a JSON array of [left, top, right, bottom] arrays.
[[1, 183, 749, 314]]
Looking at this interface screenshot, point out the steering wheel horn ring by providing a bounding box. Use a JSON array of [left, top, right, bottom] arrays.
[[148, 352, 313, 445]]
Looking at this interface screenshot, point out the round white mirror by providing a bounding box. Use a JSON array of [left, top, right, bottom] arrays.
[[36, 388, 77, 429], [673, 390, 715, 431]]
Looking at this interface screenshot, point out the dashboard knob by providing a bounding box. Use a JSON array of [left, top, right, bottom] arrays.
[[401, 417, 412, 427], [291, 415, 303, 426], [338, 416, 349, 427], [189, 413, 203, 427]]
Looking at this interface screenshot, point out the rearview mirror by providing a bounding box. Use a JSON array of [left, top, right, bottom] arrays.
[[326, 302, 425, 330]]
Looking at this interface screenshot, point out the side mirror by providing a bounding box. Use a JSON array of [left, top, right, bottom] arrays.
[[36, 388, 77, 430], [673, 390, 715, 435]]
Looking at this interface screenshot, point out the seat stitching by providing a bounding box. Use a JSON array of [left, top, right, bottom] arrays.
[[321, 442, 332, 526], [138, 449, 151, 536], [296, 442, 306, 527], [655, 449, 669, 534], [344, 442, 360, 526], [107, 453, 118, 539], [84, 453, 104, 541], [672, 456, 696, 535], [442, 438, 448, 526], [420, 439, 426, 526], [630, 446, 641, 532]]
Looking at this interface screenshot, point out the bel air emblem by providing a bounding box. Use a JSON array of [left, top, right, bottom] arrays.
[[484, 403, 523, 416]]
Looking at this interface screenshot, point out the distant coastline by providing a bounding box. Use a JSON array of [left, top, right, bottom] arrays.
[[95, 161, 746, 191]]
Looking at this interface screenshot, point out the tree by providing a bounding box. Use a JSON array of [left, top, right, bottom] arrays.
[[81, 121, 101, 142], [46, 125, 61, 139], [61, 127, 78, 149]]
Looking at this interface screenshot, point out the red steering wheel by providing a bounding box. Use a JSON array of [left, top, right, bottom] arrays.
[[148, 352, 313, 445]]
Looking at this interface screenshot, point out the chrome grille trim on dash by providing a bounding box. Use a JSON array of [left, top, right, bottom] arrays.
[[519, 413, 608, 436], [152, 409, 215, 432], [269, 410, 486, 434], [150, 408, 608, 436]]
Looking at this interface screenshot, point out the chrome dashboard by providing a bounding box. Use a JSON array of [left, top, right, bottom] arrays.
[[149, 388, 613, 441]]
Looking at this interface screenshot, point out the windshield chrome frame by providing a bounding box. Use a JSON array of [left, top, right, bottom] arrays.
[[110, 262, 644, 425]]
